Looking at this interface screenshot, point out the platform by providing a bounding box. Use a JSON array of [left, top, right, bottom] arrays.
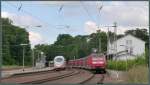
[[1, 67, 54, 78]]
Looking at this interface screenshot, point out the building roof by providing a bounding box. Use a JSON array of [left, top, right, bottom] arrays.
[[110, 34, 145, 44]]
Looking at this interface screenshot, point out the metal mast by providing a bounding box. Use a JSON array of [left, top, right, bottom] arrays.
[[113, 22, 117, 58], [113, 22, 118, 79], [99, 32, 101, 53], [107, 27, 110, 55]]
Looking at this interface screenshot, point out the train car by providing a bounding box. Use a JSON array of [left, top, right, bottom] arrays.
[[54, 56, 66, 70], [68, 53, 107, 72]]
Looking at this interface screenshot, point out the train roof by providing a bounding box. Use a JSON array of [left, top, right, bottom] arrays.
[[54, 56, 65, 60], [69, 53, 105, 61]]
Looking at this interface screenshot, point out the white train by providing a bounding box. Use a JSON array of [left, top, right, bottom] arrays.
[[54, 56, 66, 70]]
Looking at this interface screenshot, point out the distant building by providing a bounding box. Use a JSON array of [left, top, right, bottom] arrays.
[[35, 55, 46, 68], [108, 34, 145, 60]]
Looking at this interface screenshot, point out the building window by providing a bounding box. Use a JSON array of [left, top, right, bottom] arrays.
[[126, 40, 132, 45], [126, 40, 132, 54]]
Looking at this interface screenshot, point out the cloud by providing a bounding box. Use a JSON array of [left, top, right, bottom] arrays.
[[84, 21, 99, 34], [2, 11, 10, 18], [101, 2, 148, 27], [29, 31, 45, 47], [84, 21, 148, 35], [84, 1, 148, 34], [2, 11, 46, 47], [2, 11, 42, 28]]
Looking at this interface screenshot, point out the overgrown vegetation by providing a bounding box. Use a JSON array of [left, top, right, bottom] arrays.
[[127, 65, 148, 84], [107, 55, 147, 71]]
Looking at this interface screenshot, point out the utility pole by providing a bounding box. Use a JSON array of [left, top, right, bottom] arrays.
[[23, 47, 25, 71], [113, 22, 118, 79], [38, 51, 40, 62], [97, 4, 103, 54], [32, 49, 34, 69], [113, 22, 117, 59], [0, 15, 2, 79], [76, 45, 78, 59], [107, 27, 110, 56], [99, 37, 101, 53], [107, 27, 109, 53]]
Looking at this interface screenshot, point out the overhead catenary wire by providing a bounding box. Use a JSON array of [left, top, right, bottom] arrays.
[[96, 2, 103, 28], [57, 4, 71, 34], [18, 3, 22, 11], [4, 2, 148, 6], [80, 1, 96, 22], [5, 2, 60, 29], [4, 2, 148, 29]]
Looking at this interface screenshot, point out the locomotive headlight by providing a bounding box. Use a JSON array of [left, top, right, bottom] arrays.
[[92, 61, 104, 64], [99, 61, 104, 64]]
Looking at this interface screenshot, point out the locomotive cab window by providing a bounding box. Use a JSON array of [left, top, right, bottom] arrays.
[[56, 58, 63, 62]]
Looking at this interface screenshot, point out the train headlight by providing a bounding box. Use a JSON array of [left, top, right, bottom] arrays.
[[92, 61, 104, 64], [99, 61, 104, 64]]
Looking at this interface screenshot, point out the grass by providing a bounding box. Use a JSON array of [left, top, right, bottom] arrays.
[[107, 55, 147, 71], [2, 65, 21, 68], [126, 65, 148, 84], [2, 65, 30, 69]]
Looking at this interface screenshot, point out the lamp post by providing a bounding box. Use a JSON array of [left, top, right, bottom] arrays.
[[20, 44, 29, 71]]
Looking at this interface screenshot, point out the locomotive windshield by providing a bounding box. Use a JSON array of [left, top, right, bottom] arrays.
[[56, 58, 63, 62]]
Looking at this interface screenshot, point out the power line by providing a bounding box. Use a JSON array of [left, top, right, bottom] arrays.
[[57, 4, 71, 34], [80, 1, 96, 22], [5, 3, 148, 6], [5, 2, 59, 29], [5, 2, 74, 33], [96, 2, 103, 28]]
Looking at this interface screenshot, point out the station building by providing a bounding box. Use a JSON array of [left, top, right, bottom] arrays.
[[107, 34, 145, 60]]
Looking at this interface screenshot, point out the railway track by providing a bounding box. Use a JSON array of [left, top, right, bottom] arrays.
[[79, 74, 105, 84], [44, 69, 93, 84], [2, 69, 109, 84], [80, 71, 109, 84], [22, 69, 80, 84], [1, 69, 75, 84]]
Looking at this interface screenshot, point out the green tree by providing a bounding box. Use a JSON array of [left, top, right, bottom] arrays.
[[2, 18, 31, 65]]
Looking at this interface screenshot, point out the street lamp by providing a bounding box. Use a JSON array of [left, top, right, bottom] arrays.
[[20, 44, 29, 71]]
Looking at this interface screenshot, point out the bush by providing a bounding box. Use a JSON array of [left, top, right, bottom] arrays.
[[107, 55, 147, 71]]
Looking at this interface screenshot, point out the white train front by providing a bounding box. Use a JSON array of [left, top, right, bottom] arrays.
[[54, 56, 66, 70]]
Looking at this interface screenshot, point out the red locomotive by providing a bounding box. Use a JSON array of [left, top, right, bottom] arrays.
[[68, 53, 107, 72]]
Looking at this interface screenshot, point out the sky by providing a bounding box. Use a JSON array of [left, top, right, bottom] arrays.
[[1, 1, 149, 48]]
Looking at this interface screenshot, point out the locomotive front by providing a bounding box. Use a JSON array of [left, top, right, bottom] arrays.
[[88, 54, 106, 72], [54, 56, 66, 70]]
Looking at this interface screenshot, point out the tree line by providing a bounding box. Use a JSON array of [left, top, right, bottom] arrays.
[[2, 18, 149, 65], [2, 18, 31, 65]]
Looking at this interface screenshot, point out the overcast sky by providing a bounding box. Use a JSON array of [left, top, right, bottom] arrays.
[[1, 1, 149, 48]]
